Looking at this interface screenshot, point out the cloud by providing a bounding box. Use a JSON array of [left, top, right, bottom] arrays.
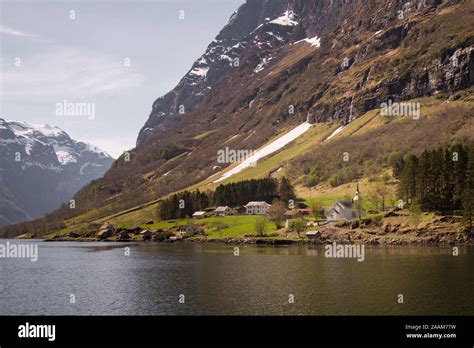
[[1, 47, 145, 102], [0, 25, 37, 37]]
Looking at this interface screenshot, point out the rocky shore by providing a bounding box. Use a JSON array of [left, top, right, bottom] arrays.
[[33, 211, 473, 245], [41, 229, 472, 245]]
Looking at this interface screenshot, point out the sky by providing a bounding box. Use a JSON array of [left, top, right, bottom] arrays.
[[0, 0, 243, 158]]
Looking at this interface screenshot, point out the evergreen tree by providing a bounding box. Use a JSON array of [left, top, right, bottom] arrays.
[[279, 176, 296, 203], [398, 154, 418, 205], [462, 146, 474, 237]]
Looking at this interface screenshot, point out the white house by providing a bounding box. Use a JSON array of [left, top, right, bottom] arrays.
[[192, 211, 207, 219], [325, 201, 365, 221], [244, 201, 271, 215], [214, 206, 232, 216]]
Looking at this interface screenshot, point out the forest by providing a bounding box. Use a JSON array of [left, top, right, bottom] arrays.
[[394, 143, 473, 233]]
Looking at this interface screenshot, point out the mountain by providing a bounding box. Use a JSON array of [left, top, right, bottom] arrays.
[[0, 118, 113, 227], [138, 0, 473, 146], [1, 0, 473, 237]]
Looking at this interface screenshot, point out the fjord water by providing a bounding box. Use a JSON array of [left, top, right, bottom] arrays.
[[0, 240, 472, 315]]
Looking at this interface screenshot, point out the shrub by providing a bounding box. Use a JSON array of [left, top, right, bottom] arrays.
[[254, 216, 268, 237]]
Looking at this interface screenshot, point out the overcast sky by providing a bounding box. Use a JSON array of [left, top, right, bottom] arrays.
[[0, 0, 242, 157]]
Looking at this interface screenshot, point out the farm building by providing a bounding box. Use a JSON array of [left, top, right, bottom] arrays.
[[214, 206, 232, 216], [244, 201, 271, 215]]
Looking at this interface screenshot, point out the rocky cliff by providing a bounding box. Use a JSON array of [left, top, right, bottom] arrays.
[[138, 0, 473, 144]]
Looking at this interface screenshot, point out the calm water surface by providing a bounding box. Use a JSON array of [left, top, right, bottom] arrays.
[[0, 240, 473, 315]]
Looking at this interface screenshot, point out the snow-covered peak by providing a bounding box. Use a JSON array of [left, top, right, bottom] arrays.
[[1, 118, 112, 168], [7, 120, 66, 138]]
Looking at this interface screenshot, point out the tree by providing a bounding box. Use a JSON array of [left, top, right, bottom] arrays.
[[394, 144, 470, 213], [388, 151, 404, 177], [254, 216, 268, 236], [289, 218, 306, 238], [462, 147, 474, 237], [398, 154, 418, 206], [267, 200, 287, 229], [279, 176, 296, 203], [410, 202, 423, 233], [308, 198, 321, 219], [369, 180, 390, 212]]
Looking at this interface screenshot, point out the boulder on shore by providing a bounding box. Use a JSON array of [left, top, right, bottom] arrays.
[[140, 230, 153, 240], [125, 226, 142, 234], [117, 231, 131, 241], [97, 223, 114, 240]]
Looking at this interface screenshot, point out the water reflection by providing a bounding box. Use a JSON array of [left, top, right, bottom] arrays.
[[0, 240, 471, 315]]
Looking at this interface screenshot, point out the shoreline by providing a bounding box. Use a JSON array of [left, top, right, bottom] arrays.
[[16, 235, 473, 245]]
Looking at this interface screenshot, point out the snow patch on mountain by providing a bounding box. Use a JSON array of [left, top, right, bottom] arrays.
[[254, 55, 274, 73], [325, 125, 346, 141], [270, 9, 298, 26], [295, 35, 321, 47], [53, 145, 77, 165], [266, 31, 284, 41], [213, 122, 312, 183], [190, 66, 209, 77]]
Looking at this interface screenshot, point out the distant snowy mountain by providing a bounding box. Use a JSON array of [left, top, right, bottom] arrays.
[[0, 118, 113, 227]]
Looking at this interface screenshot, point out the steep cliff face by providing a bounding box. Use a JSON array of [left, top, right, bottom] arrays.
[[138, 0, 473, 144], [5, 0, 473, 236], [0, 118, 113, 227]]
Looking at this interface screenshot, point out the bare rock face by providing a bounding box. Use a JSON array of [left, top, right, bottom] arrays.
[[137, 0, 473, 146]]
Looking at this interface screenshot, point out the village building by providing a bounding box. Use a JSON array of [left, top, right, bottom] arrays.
[[244, 201, 271, 215], [306, 231, 321, 240], [283, 209, 300, 219], [214, 206, 232, 216], [192, 211, 207, 219], [283, 208, 312, 219], [298, 208, 312, 216], [325, 201, 365, 221]]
